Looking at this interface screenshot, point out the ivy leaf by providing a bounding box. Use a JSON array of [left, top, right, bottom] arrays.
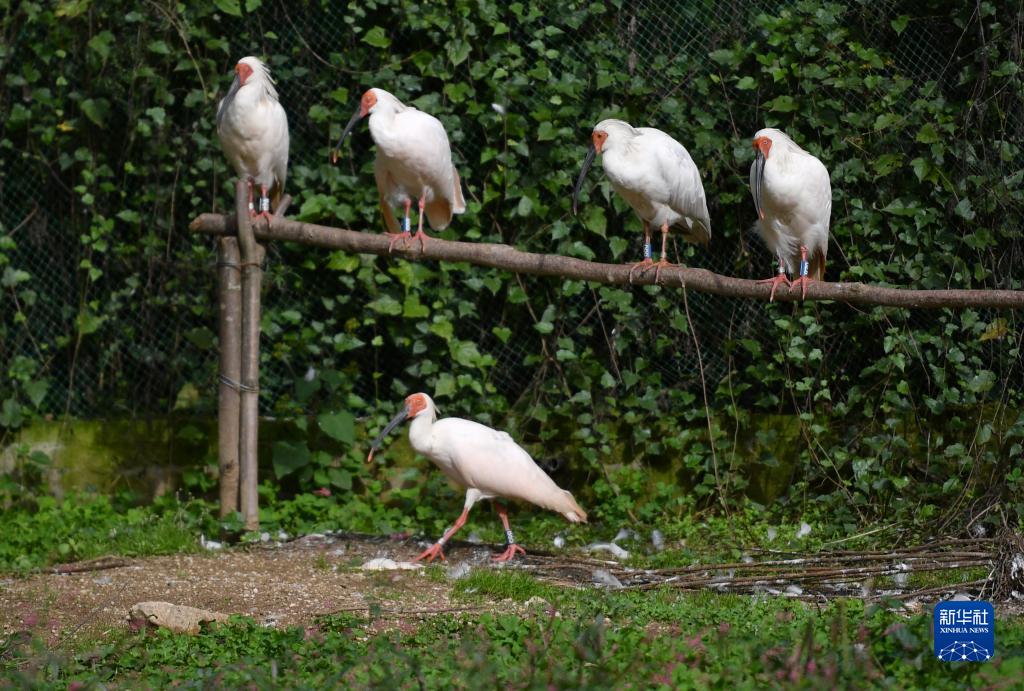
[[55, 0, 91, 18], [451, 340, 481, 366], [403, 295, 430, 318], [0, 398, 23, 428], [317, 411, 355, 443], [584, 205, 607, 237], [916, 123, 940, 144], [366, 295, 402, 315], [765, 95, 798, 112], [213, 0, 243, 17], [87, 31, 115, 61], [145, 107, 166, 127], [434, 373, 456, 397], [24, 380, 48, 408], [447, 39, 470, 66], [328, 468, 352, 491], [80, 98, 110, 126], [954, 198, 975, 220], [362, 26, 391, 49], [272, 441, 311, 479], [76, 308, 106, 335], [890, 15, 909, 34]]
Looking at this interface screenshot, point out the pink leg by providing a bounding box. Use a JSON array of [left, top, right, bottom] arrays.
[[789, 245, 816, 301], [492, 503, 526, 562], [756, 258, 790, 302], [411, 196, 431, 251], [628, 221, 655, 283], [247, 179, 256, 217], [652, 222, 676, 284], [385, 198, 413, 253], [414, 508, 470, 563]]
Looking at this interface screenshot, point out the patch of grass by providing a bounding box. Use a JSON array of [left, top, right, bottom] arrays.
[[0, 493, 209, 572], [4, 583, 1023, 689], [453, 569, 564, 603]]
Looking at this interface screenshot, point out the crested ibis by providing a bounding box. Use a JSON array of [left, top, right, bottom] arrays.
[[750, 127, 832, 301], [332, 88, 466, 251], [217, 56, 289, 220], [368, 393, 587, 562], [572, 119, 711, 282]]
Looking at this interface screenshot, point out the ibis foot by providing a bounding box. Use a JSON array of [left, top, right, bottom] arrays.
[[413, 543, 446, 563], [627, 258, 655, 283], [410, 229, 432, 252], [790, 275, 817, 301], [492, 544, 526, 562], [756, 274, 790, 302], [385, 231, 412, 253], [652, 258, 676, 285]]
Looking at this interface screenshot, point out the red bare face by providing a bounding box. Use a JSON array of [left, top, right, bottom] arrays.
[[235, 62, 254, 86], [405, 393, 428, 418], [753, 136, 772, 159], [592, 130, 608, 154], [359, 89, 378, 117]]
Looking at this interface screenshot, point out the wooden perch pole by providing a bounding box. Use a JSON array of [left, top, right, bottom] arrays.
[[216, 236, 241, 518], [189, 214, 1024, 310], [234, 182, 264, 531]]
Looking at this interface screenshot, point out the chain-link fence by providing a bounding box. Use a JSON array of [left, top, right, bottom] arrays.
[[1, 0, 1021, 424]]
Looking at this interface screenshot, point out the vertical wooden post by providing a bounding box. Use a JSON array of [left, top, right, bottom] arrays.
[[235, 180, 264, 530], [216, 236, 241, 518]]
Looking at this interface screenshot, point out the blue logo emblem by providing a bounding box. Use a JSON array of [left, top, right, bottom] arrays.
[[934, 601, 994, 662]]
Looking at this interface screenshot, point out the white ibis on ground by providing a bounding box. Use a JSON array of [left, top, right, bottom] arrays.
[[216, 56, 289, 219], [749, 127, 832, 301], [367, 393, 587, 562], [572, 119, 711, 283], [332, 88, 466, 251]]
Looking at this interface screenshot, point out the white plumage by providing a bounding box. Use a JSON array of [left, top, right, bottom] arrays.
[[334, 88, 465, 248], [216, 56, 289, 217], [573, 119, 711, 280], [368, 393, 586, 562], [749, 127, 832, 300]]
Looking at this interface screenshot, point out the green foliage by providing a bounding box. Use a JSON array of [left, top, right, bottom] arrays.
[[0, 0, 1021, 533], [0, 493, 211, 572]]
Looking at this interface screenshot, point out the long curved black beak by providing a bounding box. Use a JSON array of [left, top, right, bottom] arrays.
[[752, 149, 766, 221], [331, 109, 364, 164], [571, 144, 597, 217], [366, 407, 408, 463]]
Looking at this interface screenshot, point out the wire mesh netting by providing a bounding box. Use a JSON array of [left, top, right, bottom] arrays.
[[1, 0, 1021, 423]]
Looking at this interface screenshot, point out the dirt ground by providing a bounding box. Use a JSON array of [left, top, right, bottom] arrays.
[[4, 533, 1020, 647], [0, 534, 517, 646]]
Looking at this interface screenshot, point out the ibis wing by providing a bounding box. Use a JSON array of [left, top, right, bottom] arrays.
[[432, 419, 564, 506], [654, 133, 711, 242]]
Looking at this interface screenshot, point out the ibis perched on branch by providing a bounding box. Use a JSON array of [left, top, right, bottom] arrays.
[[749, 127, 833, 301], [332, 88, 466, 252], [216, 56, 289, 219], [368, 393, 587, 562], [572, 119, 711, 283]]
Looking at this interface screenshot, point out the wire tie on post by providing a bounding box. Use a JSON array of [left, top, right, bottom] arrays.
[[219, 374, 259, 393]]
